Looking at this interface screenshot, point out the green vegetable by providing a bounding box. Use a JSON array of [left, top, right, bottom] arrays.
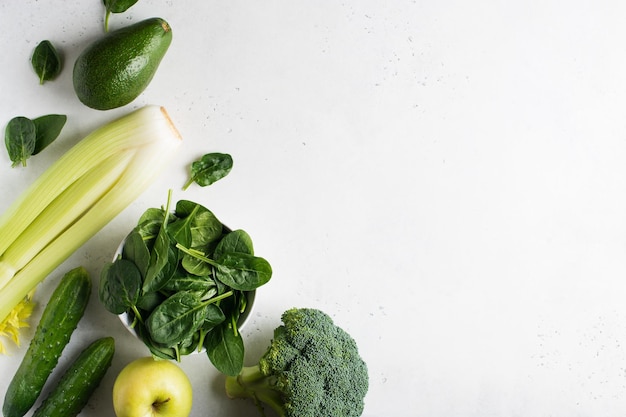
[[183, 153, 234, 190], [4, 114, 66, 167], [31, 40, 61, 84], [2, 267, 92, 417], [0, 106, 181, 340], [103, 0, 140, 32], [145, 290, 233, 346], [73, 17, 172, 110], [224, 308, 369, 417], [32, 114, 67, 155], [206, 319, 245, 377], [32, 337, 115, 417], [99, 192, 272, 371], [5, 117, 35, 167]]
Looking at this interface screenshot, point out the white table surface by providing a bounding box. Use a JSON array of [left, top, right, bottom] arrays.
[[3, 1, 626, 416]]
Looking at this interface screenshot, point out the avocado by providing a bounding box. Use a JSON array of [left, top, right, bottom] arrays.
[[73, 17, 172, 110]]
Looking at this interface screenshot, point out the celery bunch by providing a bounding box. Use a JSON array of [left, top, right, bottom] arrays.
[[0, 105, 181, 350]]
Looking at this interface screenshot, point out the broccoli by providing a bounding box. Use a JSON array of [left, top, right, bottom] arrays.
[[225, 307, 369, 417]]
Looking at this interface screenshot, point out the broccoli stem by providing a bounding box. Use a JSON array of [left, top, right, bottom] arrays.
[[225, 365, 285, 417]]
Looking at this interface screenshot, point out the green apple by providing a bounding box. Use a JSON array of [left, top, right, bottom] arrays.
[[113, 357, 193, 417]]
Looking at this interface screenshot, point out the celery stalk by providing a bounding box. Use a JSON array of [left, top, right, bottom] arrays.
[[0, 152, 133, 290], [0, 106, 181, 330]]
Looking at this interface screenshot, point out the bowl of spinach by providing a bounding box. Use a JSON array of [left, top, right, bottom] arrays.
[[99, 193, 272, 368]]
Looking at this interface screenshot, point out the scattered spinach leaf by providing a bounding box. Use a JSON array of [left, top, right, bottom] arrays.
[[5, 117, 36, 167], [183, 152, 233, 190], [103, 0, 140, 32], [31, 40, 62, 84], [32, 114, 66, 155], [4, 114, 67, 167]]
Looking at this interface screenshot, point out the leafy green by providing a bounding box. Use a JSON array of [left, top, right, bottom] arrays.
[[183, 153, 233, 190], [205, 321, 245, 376], [121, 230, 150, 278], [31, 40, 61, 84], [143, 223, 172, 292], [103, 0, 140, 32], [5, 117, 36, 167], [214, 253, 273, 291], [4, 114, 66, 167], [98, 258, 142, 315], [146, 291, 230, 347], [98, 191, 272, 371], [32, 115, 67, 155], [214, 229, 254, 258]]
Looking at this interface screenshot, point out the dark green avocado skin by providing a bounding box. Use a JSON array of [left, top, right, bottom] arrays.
[[73, 17, 172, 110]]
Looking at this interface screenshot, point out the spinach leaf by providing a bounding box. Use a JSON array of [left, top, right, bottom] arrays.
[[136, 291, 164, 312], [146, 292, 207, 346], [178, 332, 202, 356], [192, 210, 223, 247], [5, 117, 36, 167], [143, 197, 173, 292], [135, 323, 178, 361], [5, 114, 67, 167], [122, 230, 150, 279], [137, 207, 166, 227], [214, 253, 273, 291], [99, 258, 142, 314], [103, 0, 140, 32], [201, 304, 226, 330], [167, 204, 198, 249], [135, 208, 166, 243], [205, 321, 244, 376], [146, 291, 232, 347], [32, 114, 66, 155], [176, 244, 271, 290], [143, 243, 177, 293], [31, 40, 61, 84], [181, 251, 213, 276], [214, 229, 254, 259], [183, 153, 233, 190], [162, 266, 216, 294], [175, 200, 223, 247]]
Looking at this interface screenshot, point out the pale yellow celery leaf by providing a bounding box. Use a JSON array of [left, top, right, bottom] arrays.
[[0, 293, 36, 353]]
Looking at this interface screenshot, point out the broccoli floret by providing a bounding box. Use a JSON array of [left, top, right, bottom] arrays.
[[225, 308, 369, 417]]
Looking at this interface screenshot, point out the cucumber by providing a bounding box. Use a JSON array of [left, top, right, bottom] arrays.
[[2, 266, 91, 417], [32, 337, 115, 417]]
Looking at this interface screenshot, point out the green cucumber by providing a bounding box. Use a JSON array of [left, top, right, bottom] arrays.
[[32, 337, 115, 417], [2, 267, 91, 417]]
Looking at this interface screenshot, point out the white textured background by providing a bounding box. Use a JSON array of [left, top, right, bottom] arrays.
[[3, 1, 626, 416]]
